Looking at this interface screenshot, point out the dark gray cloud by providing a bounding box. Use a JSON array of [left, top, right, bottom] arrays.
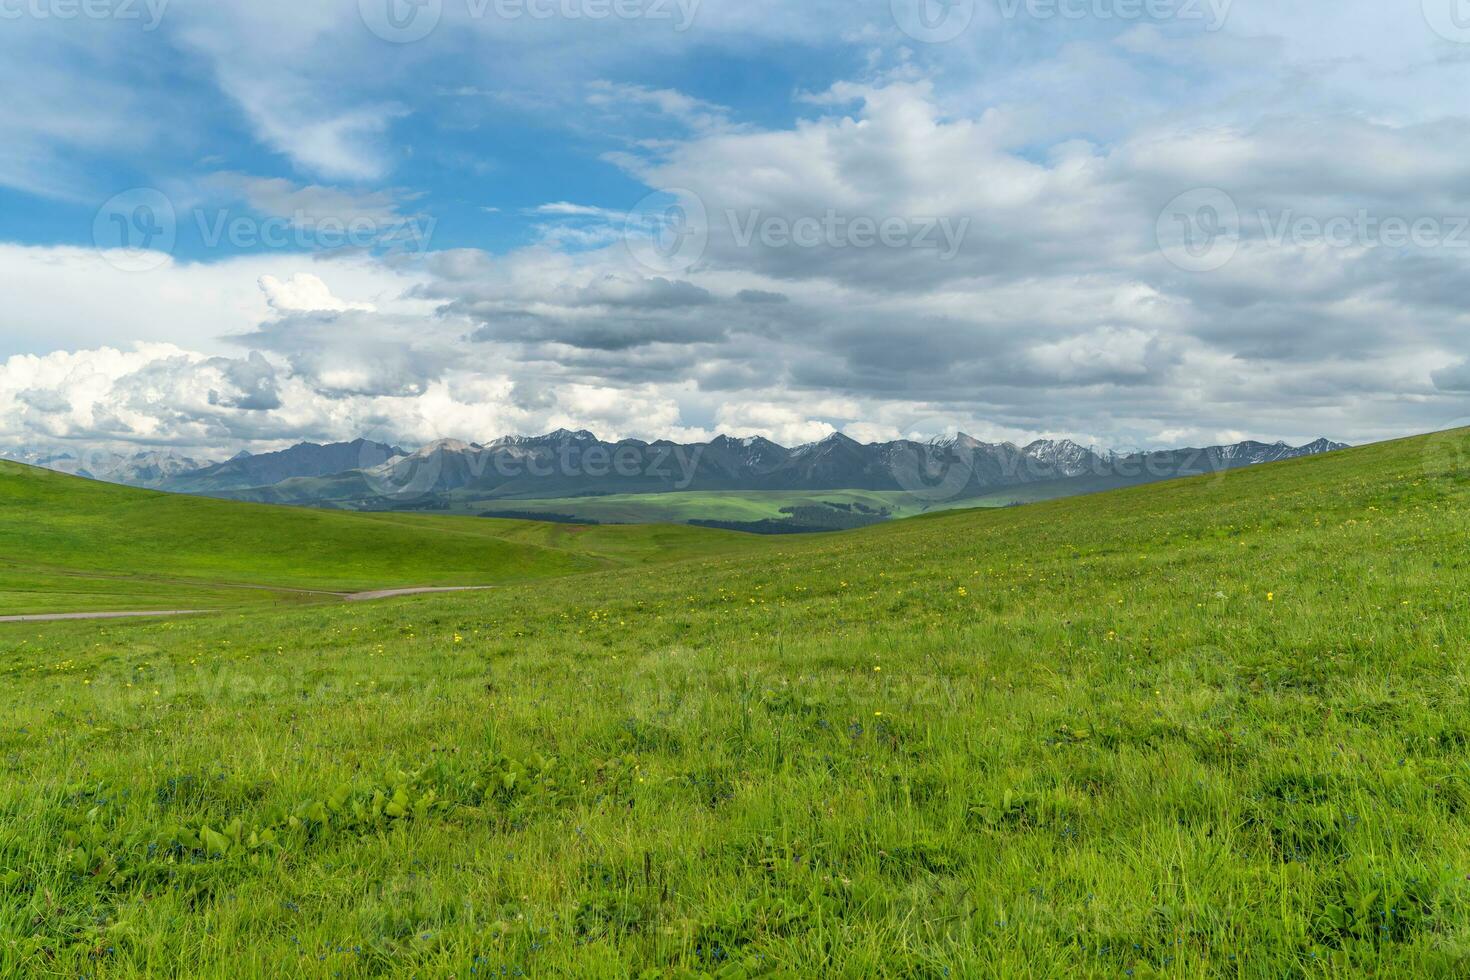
[[467, 310, 728, 352], [1433, 362, 1470, 394], [567, 275, 713, 309], [232, 311, 459, 398], [207, 352, 281, 410]]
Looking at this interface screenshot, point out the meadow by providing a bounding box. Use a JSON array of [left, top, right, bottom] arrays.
[[449, 480, 1156, 528], [459, 489, 980, 525], [0, 461, 749, 614], [2, 429, 1470, 976]]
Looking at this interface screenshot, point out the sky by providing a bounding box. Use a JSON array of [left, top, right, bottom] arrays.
[[3, 0, 1470, 455]]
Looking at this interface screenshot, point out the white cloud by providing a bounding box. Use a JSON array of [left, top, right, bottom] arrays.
[[586, 81, 738, 135], [0, 338, 701, 454], [533, 202, 625, 219], [712, 402, 842, 447], [1026, 328, 1167, 385], [173, 1, 403, 181], [0, 245, 427, 357], [259, 274, 378, 314], [8, 4, 1470, 455]]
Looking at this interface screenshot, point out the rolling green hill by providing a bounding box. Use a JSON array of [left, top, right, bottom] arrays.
[[2, 429, 1470, 975], [0, 460, 756, 614], [466, 488, 982, 526], [210, 455, 1342, 531], [198, 435, 1347, 532], [455, 480, 1193, 527]]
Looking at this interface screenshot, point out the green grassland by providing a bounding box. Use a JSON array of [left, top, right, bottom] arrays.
[[351, 511, 759, 568], [465, 482, 1183, 525], [447, 481, 1165, 528], [460, 489, 977, 524], [219, 461, 1200, 528], [0, 461, 754, 614], [3, 430, 1470, 975]]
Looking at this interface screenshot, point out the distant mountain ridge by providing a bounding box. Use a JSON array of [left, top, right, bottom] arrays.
[[162, 439, 406, 493], [5, 431, 1348, 512], [0, 448, 215, 489], [140, 430, 1347, 508]]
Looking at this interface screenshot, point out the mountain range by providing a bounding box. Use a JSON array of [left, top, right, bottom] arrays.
[[160, 438, 405, 493], [4, 432, 1348, 519], [0, 429, 1341, 508], [0, 448, 214, 489]]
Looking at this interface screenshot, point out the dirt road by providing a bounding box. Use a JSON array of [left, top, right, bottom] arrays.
[[0, 586, 497, 624]]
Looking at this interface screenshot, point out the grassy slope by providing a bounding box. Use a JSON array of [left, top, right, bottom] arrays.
[[462, 488, 993, 523], [469, 488, 899, 521], [217, 460, 1256, 526], [348, 512, 762, 567], [3, 430, 1470, 974], [451, 476, 1204, 525], [0, 461, 755, 614]]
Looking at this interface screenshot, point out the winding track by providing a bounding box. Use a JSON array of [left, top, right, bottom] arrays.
[[0, 586, 497, 624], [0, 610, 205, 624]]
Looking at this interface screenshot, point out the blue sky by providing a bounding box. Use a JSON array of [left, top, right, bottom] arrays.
[[3, 0, 1470, 454]]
